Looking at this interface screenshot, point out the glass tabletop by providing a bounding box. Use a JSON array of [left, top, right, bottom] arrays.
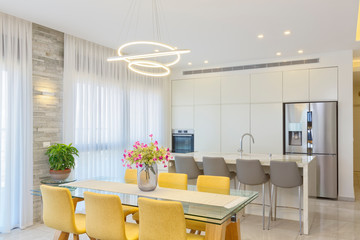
[[33, 177, 258, 225], [40, 177, 76, 185]]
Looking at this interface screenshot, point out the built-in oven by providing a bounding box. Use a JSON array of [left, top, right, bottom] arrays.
[[172, 129, 194, 153]]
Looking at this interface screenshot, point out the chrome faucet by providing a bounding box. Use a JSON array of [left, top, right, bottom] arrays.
[[238, 133, 255, 157]]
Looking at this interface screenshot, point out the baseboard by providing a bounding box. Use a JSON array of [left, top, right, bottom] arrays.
[[338, 196, 355, 202]]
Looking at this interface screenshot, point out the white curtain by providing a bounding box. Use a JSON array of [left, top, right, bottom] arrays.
[[0, 13, 33, 233], [63, 35, 170, 181]]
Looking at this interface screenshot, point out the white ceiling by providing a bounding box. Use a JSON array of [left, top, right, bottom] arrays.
[[0, 0, 360, 69]]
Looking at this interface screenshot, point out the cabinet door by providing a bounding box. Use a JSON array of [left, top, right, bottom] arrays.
[[221, 74, 250, 104], [283, 70, 309, 102], [251, 72, 282, 103], [172, 79, 194, 106], [172, 106, 194, 129], [194, 105, 221, 152], [251, 103, 283, 154], [309, 68, 338, 101], [221, 104, 250, 153], [194, 78, 221, 105]]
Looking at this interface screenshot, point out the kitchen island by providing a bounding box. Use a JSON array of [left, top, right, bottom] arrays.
[[169, 152, 317, 235]]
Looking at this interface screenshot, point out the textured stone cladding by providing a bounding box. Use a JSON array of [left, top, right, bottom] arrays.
[[32, 23, 64, 222]]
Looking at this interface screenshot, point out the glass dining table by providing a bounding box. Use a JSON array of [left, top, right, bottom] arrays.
[[33, 177, 258, 240]]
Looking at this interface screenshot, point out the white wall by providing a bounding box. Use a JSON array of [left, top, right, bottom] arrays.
[[171, 50, 354, 200]]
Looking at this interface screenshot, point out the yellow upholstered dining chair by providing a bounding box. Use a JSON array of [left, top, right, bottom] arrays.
[[123, 169, 140, 220], [186, 175, 230, 233], [138, 197, 204, 240], [132, 172, 188, 222], [40, 185, 86, 240], [84, 191, 139, 240]]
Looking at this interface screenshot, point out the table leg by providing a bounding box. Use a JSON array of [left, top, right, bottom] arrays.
[[225, 218, 241, 240], [205, 219, 230, 240]]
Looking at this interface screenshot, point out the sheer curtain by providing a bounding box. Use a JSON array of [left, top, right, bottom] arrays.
[[0, 13, 33, 233], [63, 35, 170, 181]]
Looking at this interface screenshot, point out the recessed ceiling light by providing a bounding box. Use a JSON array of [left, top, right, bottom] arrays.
[[284, 30, 291, 35], [257, 34, 264, 39], [298, 50, 304, 54], [276, 52, 282, 56], [188, 62, 192, 65], [154, 49, 159, 52], [204, 60, 209, 64]]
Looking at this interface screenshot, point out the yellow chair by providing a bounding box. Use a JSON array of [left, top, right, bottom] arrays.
[[138, 197, 204, 240], [40, 185, 86, 240], [132, 172, 188, 222], [123, 169, 140, 220], [158, 172, 188, 190], [186, 175, 230, 233], [84, 191, 139, 240]]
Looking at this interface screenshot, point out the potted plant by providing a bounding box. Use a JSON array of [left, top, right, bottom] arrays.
[[122, 134, 171, 191], [45, 143, 79, 180]]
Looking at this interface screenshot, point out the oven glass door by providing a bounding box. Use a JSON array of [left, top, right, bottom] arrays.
[[172, 135, 194, 153]]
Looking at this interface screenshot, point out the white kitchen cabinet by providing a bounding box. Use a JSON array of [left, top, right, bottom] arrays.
[[221, 104, 250, 153], [172, 79, 194, 106], [283, 70, 309, 102], [194, 105, 221, 152], [251, 72, 282, 103], [309, 67, 338, 101], [171, 106, 194, 129], [251, 103, 283, 154], [221, 74, 250, 104], [194, 78, 221, 105]]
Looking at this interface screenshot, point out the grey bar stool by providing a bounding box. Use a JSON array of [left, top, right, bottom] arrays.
[[174, 156, 203, 185], [203, 156, 237, 188], [236, 159, 270, 230], [268, 161, 303, 234]]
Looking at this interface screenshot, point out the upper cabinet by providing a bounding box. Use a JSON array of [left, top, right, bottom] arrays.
[[172, 79, 194, 106], [194, 78, 221, 105], [221, 75, 250, 104], [283, 70, 309, 102], [309, 67, 338, 101], [172, 106, 194, 129], [251, 72, 282, 103]]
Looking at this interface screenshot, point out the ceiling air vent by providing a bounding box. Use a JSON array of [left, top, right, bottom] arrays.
[[182, 58, 319, 75]]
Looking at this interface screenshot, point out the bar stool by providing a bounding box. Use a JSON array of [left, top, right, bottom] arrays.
[[203, 156, 237, 188], [174, 156, 203, 185], [236, 159, 270, 230], [267, 161, 303, 234]]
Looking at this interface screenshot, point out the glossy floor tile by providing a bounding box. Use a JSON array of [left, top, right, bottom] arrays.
[[1, 198, 360, 240]]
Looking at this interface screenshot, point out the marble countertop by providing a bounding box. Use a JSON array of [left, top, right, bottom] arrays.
[[171, 152, 316, 168]]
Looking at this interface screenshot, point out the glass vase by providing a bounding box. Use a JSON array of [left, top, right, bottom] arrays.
[[137, 163, 158, 191]]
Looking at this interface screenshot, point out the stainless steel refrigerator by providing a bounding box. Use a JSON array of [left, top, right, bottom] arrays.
[[284, 102, 337, 199]]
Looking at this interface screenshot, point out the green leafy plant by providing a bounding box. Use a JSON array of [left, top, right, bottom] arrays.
[[45, 143, 79, 170]]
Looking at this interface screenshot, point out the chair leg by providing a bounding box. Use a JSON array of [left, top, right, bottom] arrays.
[[86, 233, 96, 240], [190, 230, 196, 234], [268, 181, 271, 220], [299, 186, 302, 235], [274, 186, 277, 221], [238, 182, 241, 190], [55, 232, 69, 240], [73, 234, 79, 240], [267, 184, 274, 230], [262, 183, 265, 230]]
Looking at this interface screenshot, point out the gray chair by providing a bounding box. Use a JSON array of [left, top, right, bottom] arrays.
[[268, 161, 303, 234], [203, 157, 237, 188], [174, 156, 202, 184], [236, 159, 270, 230]]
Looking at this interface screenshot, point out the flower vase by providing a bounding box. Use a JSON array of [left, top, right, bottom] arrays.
[[137, 163, 158, 191]]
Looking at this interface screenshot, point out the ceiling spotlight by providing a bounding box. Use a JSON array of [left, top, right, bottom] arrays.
[[204, 60, 209, 64], [188, 62, 192, 65], [154, 49, 159, 52], [257, 34, 264, 39], [276, 52, 282, 56], [284, 30, 291, 35], [298, 50, 304, 54]]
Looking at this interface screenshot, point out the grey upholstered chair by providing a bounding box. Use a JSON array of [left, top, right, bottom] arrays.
[[236, 159, 270, 230], [268, 161, 303, 234], [174, 156, 202, 184], [203, 157, 237, 188]]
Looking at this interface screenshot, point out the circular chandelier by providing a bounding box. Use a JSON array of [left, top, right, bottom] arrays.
[[107, 41, 190, 77], [107, 0, 190, 77]]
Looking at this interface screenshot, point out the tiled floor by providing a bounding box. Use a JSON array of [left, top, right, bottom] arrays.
[[2, 196, 360, 240]]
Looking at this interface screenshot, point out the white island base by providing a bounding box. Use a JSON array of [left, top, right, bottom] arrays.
[[169, 152, 317, 235]]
